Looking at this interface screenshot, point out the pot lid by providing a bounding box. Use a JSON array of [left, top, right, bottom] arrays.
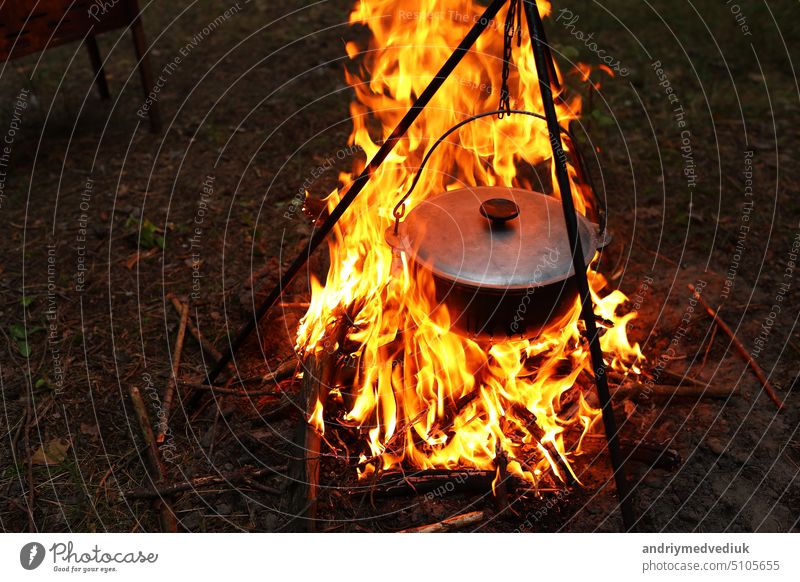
[[397, 186, 598, 290]]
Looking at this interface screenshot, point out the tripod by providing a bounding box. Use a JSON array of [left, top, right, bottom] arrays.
[[208, 0, 635, 530]]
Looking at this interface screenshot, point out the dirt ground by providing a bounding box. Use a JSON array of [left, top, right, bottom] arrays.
[[0, 0, 798, 533]]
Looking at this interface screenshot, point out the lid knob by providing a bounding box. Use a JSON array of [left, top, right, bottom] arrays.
[[480, 198, 520, 223]]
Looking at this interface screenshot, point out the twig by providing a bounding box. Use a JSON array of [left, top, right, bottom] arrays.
[[180, 358, 299, 394], [656, 369, 713, 388], [351, 469, 525, 497], [179, 384, 284, 398], [127, 385, 178, 532], [125, 465, 285, 498], [700, 325, 718, 371], [168, 295, 223, 362], [278, 302, 310, 309], [23, 385, 35, 532], [688, 284, 783, 410], [643, 246, 680, 268], [400, 511, 484, 533], [158, 301, 190, 442]]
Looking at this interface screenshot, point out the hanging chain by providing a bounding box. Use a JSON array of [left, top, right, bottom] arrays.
[[498, 0, 523, 118]]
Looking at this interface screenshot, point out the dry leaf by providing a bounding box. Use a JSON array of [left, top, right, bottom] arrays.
[[125, 247, 158, 269], [30, 437, 71, 466]]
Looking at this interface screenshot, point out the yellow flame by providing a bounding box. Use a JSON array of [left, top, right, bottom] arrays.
[[295, 0, 643, 486]]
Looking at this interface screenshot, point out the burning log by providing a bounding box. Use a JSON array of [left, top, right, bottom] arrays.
[[286, 313, 351, 531], [399, 511, 485, 533], [352, 469, 529, 498], [493, 443, 510, 512], [286, 354, 327, 531]]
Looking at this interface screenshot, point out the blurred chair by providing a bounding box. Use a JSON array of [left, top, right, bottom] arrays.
[[0, 0, 161, 131]]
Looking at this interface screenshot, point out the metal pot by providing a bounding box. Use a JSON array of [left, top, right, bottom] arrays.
[[387, 185, 607, 339]]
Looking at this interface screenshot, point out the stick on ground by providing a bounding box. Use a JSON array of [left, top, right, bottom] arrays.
[[127, 384, 178, 532], [168, 294, 223, 363], [688, 284, 784, 410], [400, 511, 485, 533], [612, 381, 735, 401], [158, 300, 190, 442]]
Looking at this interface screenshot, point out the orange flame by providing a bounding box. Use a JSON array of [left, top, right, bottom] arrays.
[[295, 0, 643, 486]]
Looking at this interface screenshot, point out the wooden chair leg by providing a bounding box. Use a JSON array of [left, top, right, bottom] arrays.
[[129, 13, 161, 132], [85, 35, 111, 99]]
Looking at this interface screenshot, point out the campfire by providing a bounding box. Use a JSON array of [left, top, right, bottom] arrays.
[[293, 0, 644, 492]]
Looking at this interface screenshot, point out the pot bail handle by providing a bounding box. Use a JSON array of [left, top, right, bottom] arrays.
[[391, 109, 603, 236]]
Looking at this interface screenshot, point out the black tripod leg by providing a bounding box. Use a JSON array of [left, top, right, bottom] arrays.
[[522, 0, 635, 531], [207, 0, 510, 383]]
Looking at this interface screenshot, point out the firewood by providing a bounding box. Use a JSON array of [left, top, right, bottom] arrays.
[[493, 443, 509, 512], [352, 469, 522, 497], [612, 381, 736, 401], [286, 354, 327, 532], [278, 302, 311, 309], [399, 511, 485, 533], [286, 313, 350, 531]]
